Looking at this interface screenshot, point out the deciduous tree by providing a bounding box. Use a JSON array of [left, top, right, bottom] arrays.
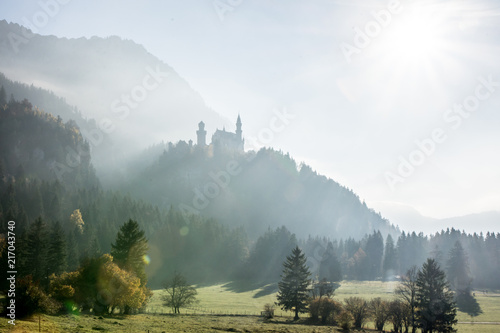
[[162, 272, 198, 314]]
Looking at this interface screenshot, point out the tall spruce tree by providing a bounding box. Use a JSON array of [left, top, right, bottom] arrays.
[[26, 217, 48, 285], [319, 241, 342, 282], [276, 246, 311, 320], [383, 234, 397, 280], [0, 85, 6, 106], [47, 221, 67, 276], [446, 241, 470, 292], [111, 219, 148, 285], [416, 258, 457, 333]]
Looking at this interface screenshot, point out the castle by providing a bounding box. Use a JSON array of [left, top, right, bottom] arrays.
[[196, 115, 244, 153]]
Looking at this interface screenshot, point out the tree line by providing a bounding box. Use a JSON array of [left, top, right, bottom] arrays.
[[277, 246, 459, 332]]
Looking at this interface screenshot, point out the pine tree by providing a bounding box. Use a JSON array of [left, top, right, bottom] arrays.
[[319, 241, 342, 282], [47, 221, 67, 276], [276, 246, 311, 320], [416, 258, 457, 333], [111, 219, 148, 285], [66, 230, 80, 271], [446, 241, 470, 292], [0, 85, 6, 106], [365, 231, 384, 280], [26, 217, 48, 285], [383, 234, 398, 280]]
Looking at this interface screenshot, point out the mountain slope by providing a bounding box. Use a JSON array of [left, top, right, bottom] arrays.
[[0, 20, 226, 164], [123, 145, 399, 240]]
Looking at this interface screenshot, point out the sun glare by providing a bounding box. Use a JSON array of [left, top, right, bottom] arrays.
[[378, 4, 449, 66]]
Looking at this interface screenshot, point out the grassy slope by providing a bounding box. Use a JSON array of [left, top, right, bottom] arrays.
[[1, 281, 498, 332]]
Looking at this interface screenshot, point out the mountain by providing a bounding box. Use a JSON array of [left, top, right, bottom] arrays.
[[370, 202, 500, 235], [122, 144, 400, 240], [0, 20, 226, 179], [0, 20, 400, 240]]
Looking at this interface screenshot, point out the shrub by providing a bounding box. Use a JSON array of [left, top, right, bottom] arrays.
[[262, 303, 275, 319], [309, 297, 343, 324], [335, 310, 354, 331], [369, 297, 390, 331], [16, 275, 61, 317], [344, 296, 369, 329]]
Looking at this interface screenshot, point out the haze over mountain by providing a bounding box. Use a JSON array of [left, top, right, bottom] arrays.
[[0, 20, 227, 156], [371, 201, 500, 236]]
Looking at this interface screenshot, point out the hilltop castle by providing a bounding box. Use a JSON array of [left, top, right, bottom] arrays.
[[196, 115, 244, 153]]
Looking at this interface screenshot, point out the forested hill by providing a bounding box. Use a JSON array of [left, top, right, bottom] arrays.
[[0, 94, 99, 190], [121, 143, 400, 240], [0, 72, 115, 176]]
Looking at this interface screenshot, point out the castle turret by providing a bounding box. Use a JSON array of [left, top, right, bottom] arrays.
[[236, 114, 242, 141], [197, 121, 206, 146]]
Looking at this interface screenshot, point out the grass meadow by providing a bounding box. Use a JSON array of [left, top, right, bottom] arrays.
[[1, 281, 498, 332]]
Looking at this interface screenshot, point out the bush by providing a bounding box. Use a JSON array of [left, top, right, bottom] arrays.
[[335, 310, 354, 331], [344, 296, 369, 329], [309, 297, 343, 324], [369, 297, 390, 331], [262, 303, 275, 319], [309, 298, 321, 320], [15, 276, 61, 317]]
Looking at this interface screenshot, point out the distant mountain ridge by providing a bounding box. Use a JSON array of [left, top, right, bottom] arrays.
[[370, 202, 500, 235]]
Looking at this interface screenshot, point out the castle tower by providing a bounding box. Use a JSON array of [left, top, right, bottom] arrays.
[[197, 121, 206, 146], [236, 114, 242, 141]]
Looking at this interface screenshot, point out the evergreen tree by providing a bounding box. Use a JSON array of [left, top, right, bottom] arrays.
[[319, 241, 342, 282], [26, 217, 48, 285], [0, 85, 6, 106], [276, 246, 311, 320], [416, 258, 457, 333], [446, 241, 470, 292], [111, 219, 148, 285], [365, 231, 384, 280], [382, 234, 397, 280], [47, 221, 67, 276], [66, 230, 80, 271]]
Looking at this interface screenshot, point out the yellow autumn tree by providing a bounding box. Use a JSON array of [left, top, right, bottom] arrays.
[[69, 209, 84, 234]]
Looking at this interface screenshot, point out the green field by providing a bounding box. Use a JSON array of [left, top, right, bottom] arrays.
[[1, 281, 499, 332]]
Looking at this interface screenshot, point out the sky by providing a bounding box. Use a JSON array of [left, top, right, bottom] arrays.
[[1, 0, 500, 224]]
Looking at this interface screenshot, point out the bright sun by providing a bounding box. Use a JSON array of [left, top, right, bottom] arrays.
[[375, 3, 453, 68]]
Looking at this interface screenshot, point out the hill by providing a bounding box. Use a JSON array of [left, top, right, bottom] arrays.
[[122, 144, 399, 240]]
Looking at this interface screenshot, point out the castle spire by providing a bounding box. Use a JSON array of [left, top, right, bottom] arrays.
[[196, 121, 206, 146], [236, 114, 242, 141]]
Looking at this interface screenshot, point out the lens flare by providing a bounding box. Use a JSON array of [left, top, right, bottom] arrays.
[[180, 226, 189, 236]]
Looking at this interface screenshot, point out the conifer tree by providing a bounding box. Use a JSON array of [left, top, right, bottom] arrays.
[[66, 231, 80, 271], [276, 246, 311, 320], [446, 241, 470, 292], [319, 241, 342, 282], [47, 221, 67, 276], [111, 219, 148, 285], [416, 258, 457, 333], [383, 234, 398, 280], [0, 85, 6, 106], [26, 217, 48, 285]]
